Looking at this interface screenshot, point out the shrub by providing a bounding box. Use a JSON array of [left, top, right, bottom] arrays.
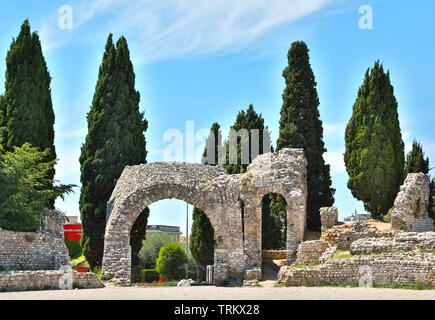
[[140, 269, 159, 283], [156, 243, 187, 280], [187, 270, 197, 281], [65, 238, 83, 260], [138, 232, 178, 269]]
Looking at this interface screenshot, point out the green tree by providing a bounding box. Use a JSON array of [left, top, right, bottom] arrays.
[[404, 139, 434, 220], [405, 139, 429, 174], [0, 142, 74, 232], [156, 243, 188, 280], [261, 193, 287, 249], [190, 123, 221, 281], [79, 34, 149, 269], [224, 104, 267, 174], [0, 20, 56, 206], [344, 61, 405, 219], [276, 41, 335, 231], [138, 232, 178, 269]]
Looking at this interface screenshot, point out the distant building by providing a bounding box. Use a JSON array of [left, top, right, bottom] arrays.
[[179, 235, 191, 244], [146, 225, 182, 240]]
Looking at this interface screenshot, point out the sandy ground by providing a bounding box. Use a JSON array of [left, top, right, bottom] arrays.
[[0, 282, 434, 300]]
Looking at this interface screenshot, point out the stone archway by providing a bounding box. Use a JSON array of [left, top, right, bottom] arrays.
[[102, 148, 307, 285]]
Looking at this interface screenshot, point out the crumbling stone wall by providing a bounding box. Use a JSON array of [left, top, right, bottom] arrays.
[[295, 240, 328, 265], [0, 270, 103, 291], [350, 231, 435, 255], [320, 207, 338, 229], [321, 221, 392, 250], [102, 148, 307, 285], [0, 227, 70, 271], [278, 252, 435, 287], [391, 173, 434, 232]]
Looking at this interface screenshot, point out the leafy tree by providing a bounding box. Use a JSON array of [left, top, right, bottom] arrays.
[[405, 139, 429, 174], [0, 20, 56, 206], [0, 142, 74, 231], [138, 232, 178, 269], [344, 61, 405, 219], [156, 243, 188, 280], [79, 34, 149, 268], [276, 41, 334, 231]]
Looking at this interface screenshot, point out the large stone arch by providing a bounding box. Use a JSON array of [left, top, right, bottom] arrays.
[[102, 149, 307, 285]]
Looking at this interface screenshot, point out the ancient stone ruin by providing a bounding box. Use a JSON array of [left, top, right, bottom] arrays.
[[320, 206, 338, 229], [0, 210, 103, 291], [391, 173, 434, 232], [102, 148, 308, 285]]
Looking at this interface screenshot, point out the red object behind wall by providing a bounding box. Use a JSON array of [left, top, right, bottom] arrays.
[[64, 224, 82, 240]]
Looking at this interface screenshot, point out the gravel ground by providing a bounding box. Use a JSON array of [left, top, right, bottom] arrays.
[[0, 283, 434, 300]]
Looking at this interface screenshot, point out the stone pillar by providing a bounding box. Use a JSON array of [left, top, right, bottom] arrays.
[[320, 206, 338, 229], [242, 203, 262, 270]]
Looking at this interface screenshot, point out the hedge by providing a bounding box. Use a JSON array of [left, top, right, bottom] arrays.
[[140, 269, 160, 283]]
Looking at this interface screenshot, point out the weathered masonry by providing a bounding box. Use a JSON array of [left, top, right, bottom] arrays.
[[102, 148, 307, 285]]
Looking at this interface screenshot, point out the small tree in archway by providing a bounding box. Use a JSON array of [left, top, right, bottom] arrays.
[[156, 243, 188, 280]]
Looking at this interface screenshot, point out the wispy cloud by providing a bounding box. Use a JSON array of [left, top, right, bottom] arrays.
[[39, 0, 338, 62]]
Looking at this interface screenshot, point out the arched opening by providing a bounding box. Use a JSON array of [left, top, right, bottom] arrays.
[[129, 199, 216, 284], [261, 192, 287, 280]]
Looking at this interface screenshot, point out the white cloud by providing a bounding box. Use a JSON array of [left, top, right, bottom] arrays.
[[324, 150, 345, 174], [40, 0, 338, 61]]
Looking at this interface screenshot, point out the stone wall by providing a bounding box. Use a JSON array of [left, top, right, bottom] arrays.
[[295, 240, 328, 265], [278, 252, 435, 287], [321, 221, 392, 250], [0, 270, 103, 291], [350, 231, 435, 255], [391, 173, 434, 232], [0, 228, 70, 271]]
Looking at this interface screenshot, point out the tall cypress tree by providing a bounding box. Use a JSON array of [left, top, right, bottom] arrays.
[[79, 34, 149, 268], [190, 123, 221, 281], [405, 139, 429, 175], [344, 61, 405, 219], [224, 104, 266, 174], [0, 20, 56, 204], [276, 41, 335, 231]]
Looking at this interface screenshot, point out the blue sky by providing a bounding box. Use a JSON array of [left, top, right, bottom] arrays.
[[0, 0, 434, 236]]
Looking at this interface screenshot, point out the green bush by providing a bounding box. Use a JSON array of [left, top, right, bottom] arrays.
[[138, 232, 178, 269], [156, 243, 187, 280], [187, 270, 197, 281], [140, 269, 159, 283], [65, 238, 83, 260]]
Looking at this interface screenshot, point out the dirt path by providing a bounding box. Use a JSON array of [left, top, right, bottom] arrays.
[[0, 284, 433, 300]]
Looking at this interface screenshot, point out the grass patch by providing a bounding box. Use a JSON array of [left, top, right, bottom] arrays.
[[70, 255, 86, 266], [153, 281, 178, 287], [289, 261, 321, 269], [331, 250, 352, 259], [24, 235, 35, 243], [418, 247, 435, 254]]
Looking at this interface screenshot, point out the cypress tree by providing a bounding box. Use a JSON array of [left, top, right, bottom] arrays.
[[0, 20, 56, 204], [276, 41, 335, 231], [79, 34, 149, 268], [404, 139, 434, 220], [224, 104, 266, 174], [190, 123, 221, 281], [405, 139, 429, 174], [344, 61, 405, 219]]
